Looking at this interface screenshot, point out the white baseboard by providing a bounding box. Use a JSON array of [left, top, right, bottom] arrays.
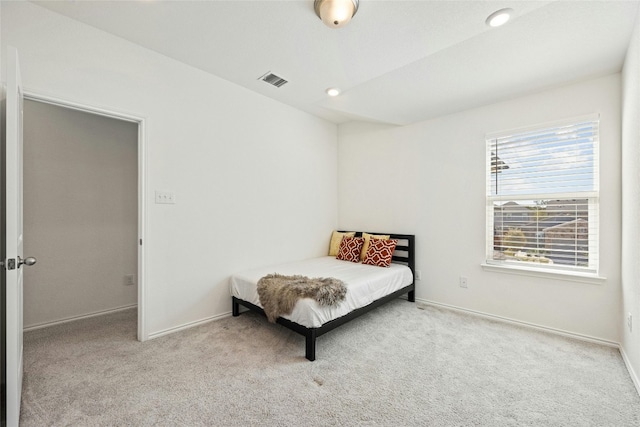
[[620, 346, 640, 396], [147, 311, 233, 340], [416, 298, 619, 348], [23, 304, 138, 332]]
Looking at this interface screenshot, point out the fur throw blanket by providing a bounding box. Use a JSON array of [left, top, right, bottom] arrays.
[[257, 274, 347, 323]]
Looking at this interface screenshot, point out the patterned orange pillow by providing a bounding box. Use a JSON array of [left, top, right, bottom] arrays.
[[360, 232, 390, 261], [329, 231, 355, 256], [336, 236, 365, 263], [362, 238, 398, 267]]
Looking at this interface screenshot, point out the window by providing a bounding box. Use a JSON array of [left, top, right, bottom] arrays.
[[486, 115, 599, 275]]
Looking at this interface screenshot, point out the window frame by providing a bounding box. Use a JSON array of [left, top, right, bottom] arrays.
[[484, 114, 602, 279]]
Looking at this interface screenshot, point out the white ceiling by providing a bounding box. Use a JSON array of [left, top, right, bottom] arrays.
[[32, 0, 640, 125]]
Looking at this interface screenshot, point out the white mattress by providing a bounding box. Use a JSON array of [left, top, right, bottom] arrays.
[[229, 256, 414, 328]]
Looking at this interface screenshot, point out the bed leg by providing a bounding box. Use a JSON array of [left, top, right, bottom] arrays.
[[232, 297, 240, 317], [305, 330, 317, 361], [408, 290, 415, 303]]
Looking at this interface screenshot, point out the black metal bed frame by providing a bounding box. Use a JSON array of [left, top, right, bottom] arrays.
[[232, 232, 416, 361]]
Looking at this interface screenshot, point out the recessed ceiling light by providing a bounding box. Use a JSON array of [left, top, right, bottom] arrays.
[[486, 8, 513, 27], [326, 88, 341, 97]]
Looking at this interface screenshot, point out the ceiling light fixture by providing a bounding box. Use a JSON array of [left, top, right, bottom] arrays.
[[326, 88, 341, 97], [486, 8, 513, 27], [314, 0, 359, 29]]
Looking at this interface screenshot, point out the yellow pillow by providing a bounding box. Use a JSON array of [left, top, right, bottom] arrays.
[[329, 231, 355, 256], [360, 232, 390, 261]]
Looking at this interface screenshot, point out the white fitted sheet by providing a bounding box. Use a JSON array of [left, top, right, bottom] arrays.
[[229, 256, 414, 328]]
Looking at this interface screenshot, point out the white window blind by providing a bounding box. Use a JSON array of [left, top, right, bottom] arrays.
[[486, 115, 599, 274]]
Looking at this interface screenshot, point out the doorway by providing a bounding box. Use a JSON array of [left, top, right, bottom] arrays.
[[21, 94, 146, 340]]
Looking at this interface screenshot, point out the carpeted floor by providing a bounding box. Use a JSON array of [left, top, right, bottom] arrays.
[[20, 300, 640, 426]]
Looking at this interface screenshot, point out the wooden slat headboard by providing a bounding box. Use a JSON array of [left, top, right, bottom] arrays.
[[339, 231, 416, 284]]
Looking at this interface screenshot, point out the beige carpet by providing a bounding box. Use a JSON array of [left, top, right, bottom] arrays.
[[20, 300, 640, 426]]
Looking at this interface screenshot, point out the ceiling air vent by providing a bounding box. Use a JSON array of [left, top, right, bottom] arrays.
[[259, 72, 288, 88]]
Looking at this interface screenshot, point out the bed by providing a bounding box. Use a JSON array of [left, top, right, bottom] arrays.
[[229, 232, 415, 361]]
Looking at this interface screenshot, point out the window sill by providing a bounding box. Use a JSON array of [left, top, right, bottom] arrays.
[[481, 263, 606, 284]]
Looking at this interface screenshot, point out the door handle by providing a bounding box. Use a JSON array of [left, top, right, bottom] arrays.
[[18, 256, 37, 268]]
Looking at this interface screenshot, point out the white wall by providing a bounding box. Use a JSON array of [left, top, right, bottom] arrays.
[[339, 74, 622, 343], [1, 1, 338, 337], [23, 100, 138, 328], [621, 8, 640, 389]]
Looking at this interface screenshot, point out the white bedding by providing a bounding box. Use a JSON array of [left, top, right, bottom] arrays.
[[229, 256, 414, 328]]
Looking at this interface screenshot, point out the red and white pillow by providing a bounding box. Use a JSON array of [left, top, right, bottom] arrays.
[[336, 236, 365, 263], [362, 238, 398, 267]]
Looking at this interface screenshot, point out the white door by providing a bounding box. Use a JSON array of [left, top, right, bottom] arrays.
[[5, 46, 36, 427]]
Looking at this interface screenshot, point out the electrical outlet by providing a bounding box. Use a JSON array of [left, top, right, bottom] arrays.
[[459, 276, 468, 288], [124, 274, 135, 286], [155, 190, 176, 204], [415, 270, 422, 281], [628, 313, 633, 332]]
